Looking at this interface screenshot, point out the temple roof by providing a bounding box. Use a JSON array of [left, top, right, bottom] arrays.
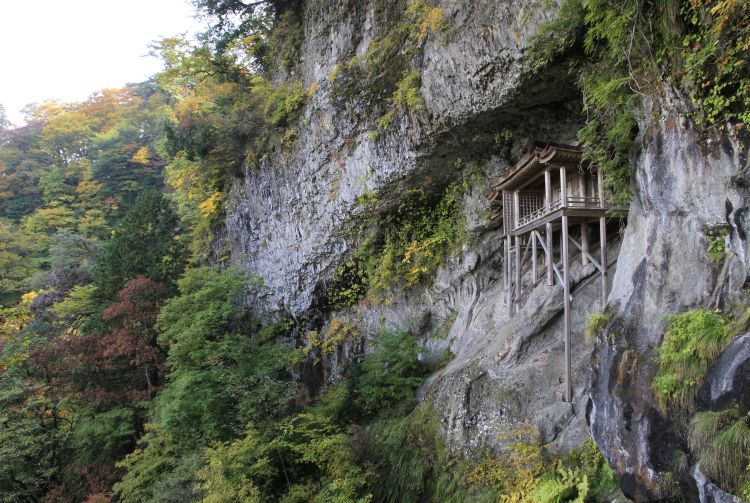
[[489, 141, 584, 192]]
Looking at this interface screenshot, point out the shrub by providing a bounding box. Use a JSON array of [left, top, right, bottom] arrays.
[[356, 331, 427, 415], [652, 309, 733, 412], [354, 183, 467, 299], [689, 408, 750, 494], [360, 405, 446, 503]]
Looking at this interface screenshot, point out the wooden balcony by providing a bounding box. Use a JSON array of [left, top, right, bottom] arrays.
[[513, 196, 625, 235]]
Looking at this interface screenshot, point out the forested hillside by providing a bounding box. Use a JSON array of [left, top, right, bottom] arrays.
[[2, 0, 750, 501]]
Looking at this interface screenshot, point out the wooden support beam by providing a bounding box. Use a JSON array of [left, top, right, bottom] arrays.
[[581, 220, 590, 266], [514, 235, 521, 303], [505, 237, 510, 290], [562, 215, 572, 402], [552, 259, 565, 287], [520, 234, 532, 269], [534, 230, 565, 288], [514, 191, 520, 231], [546, 223, 554, 286], [506, 237, 514, 316], [531, 231, 537, 282], [560, 166, 568, 208], [545, 170, 554, 286], [533, 230, 546, 253], [568, 234, 604, 273]]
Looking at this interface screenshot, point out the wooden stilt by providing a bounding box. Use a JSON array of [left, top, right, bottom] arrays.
[[506, 237, 514, 316], [562, 215, 572, 402], [531, 231, 537, 282], [578, 175, 589, 266], [503, 237, 508, 290], [545, 170, 554, 286], [581, 220, 590, 266], [546, 224, 554, 286], [514, 235, 521, 303]]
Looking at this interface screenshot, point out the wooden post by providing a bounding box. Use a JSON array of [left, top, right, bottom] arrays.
[[562, 215, 572, 402], [515, 235, 521, 302], [581, 220, 590, 266], [545, 170, 554, 286], [598, 169, 608, 309], [579, 176, 589, 266], [559, 166, 568, 208], [502, 236, 510, 290], [531, 231, 537, 282], [513, 191, 520, 231], [507, 237, 514, 316]]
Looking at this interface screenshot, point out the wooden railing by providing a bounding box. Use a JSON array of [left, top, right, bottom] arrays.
[[513, 196, 614, 230]]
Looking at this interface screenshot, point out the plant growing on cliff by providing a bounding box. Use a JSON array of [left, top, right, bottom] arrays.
[[328, 0, 443, 126], [585, 311, 611, 339], [688, 408, 750, 495], [651, 309, 733, 412], [153, 32, 307, 263], [354, 183, 467, 300], [530, 0, 750, 205], [356, 331, 427, 415]]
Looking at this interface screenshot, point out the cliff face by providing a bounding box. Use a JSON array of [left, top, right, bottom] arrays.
[[226, 0, 575, 313], [589, 96, 750, 501], [225, 1, 750, 500]]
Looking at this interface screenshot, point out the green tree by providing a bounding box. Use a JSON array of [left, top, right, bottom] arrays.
[[155, 267, 296, 442], [94, 191, 186, 300]]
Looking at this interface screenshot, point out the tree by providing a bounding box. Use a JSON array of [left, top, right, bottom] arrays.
[[0, 219, 44, 306], [0, 104, 10, 136], [191, 0, 281, 52], [94, 191, 186, 300]]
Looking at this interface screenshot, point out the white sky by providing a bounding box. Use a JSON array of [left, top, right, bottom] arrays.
[[0, 0, 205, 125]]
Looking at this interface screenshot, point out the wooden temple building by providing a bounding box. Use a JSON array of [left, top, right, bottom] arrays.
[[487, 141, 627, 402]]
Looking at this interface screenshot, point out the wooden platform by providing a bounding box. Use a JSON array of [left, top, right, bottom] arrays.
[[512, 206, 627, 236]]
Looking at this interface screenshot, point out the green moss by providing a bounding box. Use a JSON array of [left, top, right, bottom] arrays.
[[585, 311, 611, 340], [651, 309, 734, 412], [322, 261, 369, 311], [356, 189, 385, 209], [393, 71, 427, 114], [377, 110, 396, 132], [258, 79, 307, 126]]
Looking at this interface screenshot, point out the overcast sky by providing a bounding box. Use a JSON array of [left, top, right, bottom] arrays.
[[0, 0, 204, 125]]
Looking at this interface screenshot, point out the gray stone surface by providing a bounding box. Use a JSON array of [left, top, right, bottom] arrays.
[[693, 465, 743, 503], [698, 332, 750, 411], [588, 95, 750, 501], [225, 0, 573, 314]]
